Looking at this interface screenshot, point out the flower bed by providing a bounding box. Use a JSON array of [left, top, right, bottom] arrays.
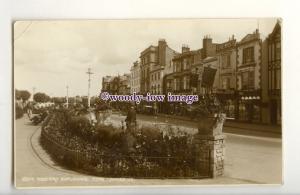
[[40, 109, 210, 178]]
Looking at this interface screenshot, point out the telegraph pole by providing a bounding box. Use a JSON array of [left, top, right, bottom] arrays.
[[66, 85, 69, 108], [86, 67, 94, 108]]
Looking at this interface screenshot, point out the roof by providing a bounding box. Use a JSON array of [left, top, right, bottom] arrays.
[[103, 76, 115, 82], [238, 30, 260, 45], [173, 49, 199, 60], [268, 20, 281, 40]]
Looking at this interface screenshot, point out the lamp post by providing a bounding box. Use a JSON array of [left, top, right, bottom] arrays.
[[86, 67, 94, 108]]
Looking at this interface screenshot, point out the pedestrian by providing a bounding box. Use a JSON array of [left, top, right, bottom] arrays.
[[125, 105, 136, 132], [153, 102, 158, 116], [26, 102, 33, 119]]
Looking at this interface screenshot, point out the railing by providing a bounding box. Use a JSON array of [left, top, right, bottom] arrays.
[[40, 126, 211, 179]]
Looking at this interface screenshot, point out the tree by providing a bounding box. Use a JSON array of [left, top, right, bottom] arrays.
[[15, 90, 31, 102], [33, 92, 50, 103]]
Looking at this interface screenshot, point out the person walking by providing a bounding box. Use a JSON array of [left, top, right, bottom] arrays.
[[125, 105, 137, 132]]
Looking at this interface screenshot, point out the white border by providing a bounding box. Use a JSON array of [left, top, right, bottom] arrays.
[[1, 0, 300, 194]]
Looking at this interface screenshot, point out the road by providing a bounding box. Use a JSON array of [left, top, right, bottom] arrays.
[[14, 115, 282, 188]]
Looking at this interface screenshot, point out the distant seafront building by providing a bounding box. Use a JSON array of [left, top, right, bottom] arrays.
[[101, 73, 130, 95], [119, 73, 131, 95], [130, 61, 141, 94], [101, 76, 116, 94]]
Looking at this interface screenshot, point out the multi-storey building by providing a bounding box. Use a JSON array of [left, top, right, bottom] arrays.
[[236, 29, 262, 122], [164, 36, 218, 96], [215, 36, 237, 118], [164, 45, 198, 95], [261, 21, 281, 125], [101, 76, 119, 94], [101, 73, 130, 95], [130, 61, 141, 94], [119, 73, 131, 95], [140, 39, 177, 94]]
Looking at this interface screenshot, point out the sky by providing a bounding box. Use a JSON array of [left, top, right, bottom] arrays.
[[14, 18, 278, 97]]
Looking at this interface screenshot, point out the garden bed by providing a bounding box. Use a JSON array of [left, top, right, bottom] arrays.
[[40, 109, 211, 178]]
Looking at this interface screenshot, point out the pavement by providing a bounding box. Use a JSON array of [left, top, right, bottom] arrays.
[[154, 113, 282, 138], [14, 116, 282, 188]]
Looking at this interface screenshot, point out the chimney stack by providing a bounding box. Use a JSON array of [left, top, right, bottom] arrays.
[[182, 44, 190, 53]]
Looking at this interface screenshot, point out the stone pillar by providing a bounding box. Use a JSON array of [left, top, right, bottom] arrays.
[[193, 133, 226, 178]]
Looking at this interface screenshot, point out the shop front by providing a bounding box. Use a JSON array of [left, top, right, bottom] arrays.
[[237, 90, 262, 123], [216, 90, 236, 119]]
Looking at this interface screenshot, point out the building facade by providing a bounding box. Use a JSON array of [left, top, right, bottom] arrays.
[[164, 36, 218, 96], [140, 39, 177, 94], [130, 61, 141, 94], [215, 37, 237, 118], [164, 45, 198, 95], [102, 76, 119, 94], [267, 21, 281, 125], [236, 29, 262, 122], [261, 21, 281, 125], [119, 73, 131, 95]]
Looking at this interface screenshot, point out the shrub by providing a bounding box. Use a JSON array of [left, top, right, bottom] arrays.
[[41, 110, 199, 178]]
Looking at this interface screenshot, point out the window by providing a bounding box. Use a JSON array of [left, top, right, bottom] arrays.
[[227, 55, 231, 67], [242, 47, 254, 64], [268, 45, 272, 62], [222, 77, 230, 89], [275, 42, 281, 60], [222, 54, 231, 68], [276, 69, 281, 90], [186, 77, 190, 90], [174, 78, 177, 90], [241, 71, 254, 89], [176, 63, 181, 72], [167, 80, 170, 89]]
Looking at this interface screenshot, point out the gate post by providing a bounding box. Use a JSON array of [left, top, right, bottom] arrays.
[[194, 134, 226, 178], [194, 113, 226, 178]]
